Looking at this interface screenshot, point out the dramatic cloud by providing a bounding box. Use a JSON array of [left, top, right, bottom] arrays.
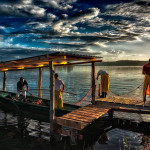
[[52, 8, 100, 33], [0, 0, 150, 61], [0, 4, 46, 17]]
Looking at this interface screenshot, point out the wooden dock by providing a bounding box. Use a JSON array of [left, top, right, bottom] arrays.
[[55, 104, 111, 130], [95, 96, 143, 105], [55, 96, 150, 131], [95, 96, 150, 110]]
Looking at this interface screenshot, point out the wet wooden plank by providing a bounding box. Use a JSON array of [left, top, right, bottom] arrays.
[[113, 107, 150, 114], [96, 96, 141, 104], [55, 97, 150, 130], [95, 97, 150, 111], [55, 104, 110, 130]]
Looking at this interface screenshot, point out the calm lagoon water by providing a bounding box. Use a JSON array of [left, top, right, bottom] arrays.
[[0, 66, 149, 150]]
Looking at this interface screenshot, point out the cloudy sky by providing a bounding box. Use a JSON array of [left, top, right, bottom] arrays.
[[0, 0, 150, 61]]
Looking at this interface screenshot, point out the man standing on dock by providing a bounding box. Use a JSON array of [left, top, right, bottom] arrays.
[[17, 77, 29, 101], [97, 70, 110, 98], [142, 59, 150, 103], [55, 73, 65, 109]]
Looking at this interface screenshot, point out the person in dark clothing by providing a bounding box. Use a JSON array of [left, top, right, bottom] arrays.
[[17, 77, 29, 101]]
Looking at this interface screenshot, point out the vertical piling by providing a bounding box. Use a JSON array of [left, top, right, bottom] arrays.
[[49, 61, 55, 122], [91, 62, 95, 104], [38, 67, 42, 98], [3, 71, 6, 91], [49, 61, 55, 142]]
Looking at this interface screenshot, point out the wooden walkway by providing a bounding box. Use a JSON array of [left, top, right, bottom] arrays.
[[95, 96, 143, 105], [55, 96, 150, 131], [55, 104, 111, 130], [95, 96, 150, 110]]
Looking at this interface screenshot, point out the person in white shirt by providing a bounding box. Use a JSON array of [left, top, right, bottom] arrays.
[[55, 73, 65, 109], [97, 70, 110, 98]]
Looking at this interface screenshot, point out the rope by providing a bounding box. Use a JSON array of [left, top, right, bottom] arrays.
[[75, 88, 92, 105], [109, 82, 144, 97], [74, 82, 145, 106], [29, 89, 77, 95]]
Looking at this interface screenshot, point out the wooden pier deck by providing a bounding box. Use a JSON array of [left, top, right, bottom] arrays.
[[55, 96, 150, 131], [95, 96, 150, 110], [95, 96, 143, 105], [55, 104, 111, 130]]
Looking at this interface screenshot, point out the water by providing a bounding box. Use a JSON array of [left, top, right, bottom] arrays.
[[0, 66, 149, 150]]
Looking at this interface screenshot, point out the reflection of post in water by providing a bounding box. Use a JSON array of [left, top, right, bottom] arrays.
[[4, 112, 7, 127], [17, 116, 26, 135], [50, 122, 62, 143], [98, 133, 109, 144], [141, 135, 150, 150], [38, 121, 42, 138], [81, 132, 109, 150]]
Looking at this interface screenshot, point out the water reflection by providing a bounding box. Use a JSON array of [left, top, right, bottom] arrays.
[[0, 66, 149, 149], [0, 109, 150, 150], [0, 66, 146, 102], [141, 135, 150, 150]]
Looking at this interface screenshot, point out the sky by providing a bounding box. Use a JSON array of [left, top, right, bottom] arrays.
[[0, 0, 150, 62]]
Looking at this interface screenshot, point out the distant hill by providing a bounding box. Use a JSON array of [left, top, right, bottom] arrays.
[[96, 60, 148, 66]]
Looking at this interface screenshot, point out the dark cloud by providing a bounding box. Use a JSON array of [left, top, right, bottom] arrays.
[[136, 0, 150, 5], [47, 42, 88, 48], [68, 8, 99, 21], [33, 0, 76, 11], [0, 0, 23, 4], [0, 22, 11, 27], [0, 5, 46, 18], [0, 0, 149, 61], [0, 48, 52, 61]]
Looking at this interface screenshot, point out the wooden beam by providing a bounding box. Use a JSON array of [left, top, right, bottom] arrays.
[[113, 107, 150, 114], [55, 60, 102, 67], [91, 62, 96, 104], [38, 67, 42, 98], [0, 60, 103, 72], [49, 61, 55, 122], [0, 52, 102, 71], [3, 71, 6, 91]]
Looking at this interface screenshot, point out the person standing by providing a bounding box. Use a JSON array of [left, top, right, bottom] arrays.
[[142, 59, 150, 103], [17, 77, 29, 101], [55, 73, 65, 109], [96, 70, 110, 98]]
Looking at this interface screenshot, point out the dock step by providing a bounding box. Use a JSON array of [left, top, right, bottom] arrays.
[[55, 104, 111, 130]]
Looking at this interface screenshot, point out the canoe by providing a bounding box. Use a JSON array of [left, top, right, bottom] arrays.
[[0, 90, 81, 122]]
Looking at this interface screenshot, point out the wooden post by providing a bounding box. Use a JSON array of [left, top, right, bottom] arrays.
[[3, 71, 6, 91], [38, 67, 42, 98], [49, 61, 55, 122], [108, 109, 114, 121], [91, 62, 95, 104]]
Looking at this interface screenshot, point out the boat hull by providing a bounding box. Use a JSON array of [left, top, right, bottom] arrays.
[[0, 91, 80, 122]]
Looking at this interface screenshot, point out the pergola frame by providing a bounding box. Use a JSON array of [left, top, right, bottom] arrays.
[[0, 52, 103, 122]]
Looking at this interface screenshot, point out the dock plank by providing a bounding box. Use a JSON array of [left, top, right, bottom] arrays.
[[55, 97, 150, 131], [95, 96, 150, 110], [55, 104, 110, 130]]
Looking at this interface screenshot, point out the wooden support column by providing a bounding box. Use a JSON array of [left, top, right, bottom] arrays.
[[3, 71, 6, 91], [91, 62, 95, 104], [49, 61, 55, 122], [108, 109, 114, 121], [38, 67, 42, 98]]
